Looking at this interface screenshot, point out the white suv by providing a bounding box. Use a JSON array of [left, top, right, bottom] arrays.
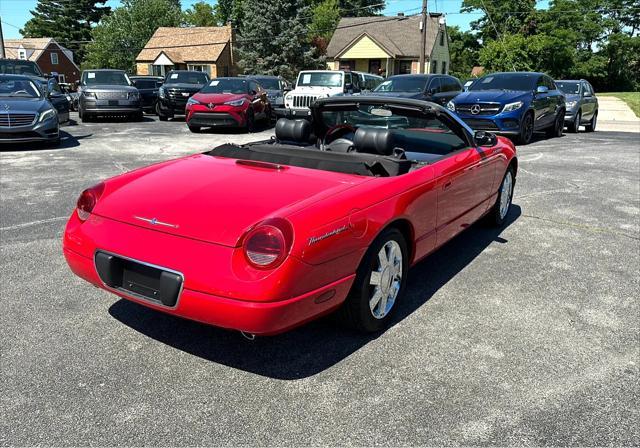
[[284, 70, 360, 118]]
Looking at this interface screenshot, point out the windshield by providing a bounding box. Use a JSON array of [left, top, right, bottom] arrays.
[[166, 71, 208, 85], [200, 78, 248, 94], [297, 72, 343, 88], [134, 79, 160, 89], [556, 81, 581, 95], [374, 77, 428, 93], [0, 78, 41, 98], [469, 73, 537, 92], [83, 71, 130, 86], [0, 60, 44, 77], [252, 77, 280, 90]]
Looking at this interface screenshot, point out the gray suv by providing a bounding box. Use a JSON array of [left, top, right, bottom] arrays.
[[78, 69, 142, 122], [557, 79, 598, 133]]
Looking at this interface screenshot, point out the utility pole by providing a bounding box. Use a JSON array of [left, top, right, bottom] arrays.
[[0, 17, 6, 59], [418, 0, 428, 74]]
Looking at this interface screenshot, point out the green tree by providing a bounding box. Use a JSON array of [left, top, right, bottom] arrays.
[[461, 0, 537, 40], [337, 0, 385, 16], [83, 0, 182, 72], [213, 0, 245, 28], [309, 0, 341, 52], [21, 0, 111, 62], [237, 0, 325, 80], [183, 1, 217, 26], [447, 26, 481, 79]]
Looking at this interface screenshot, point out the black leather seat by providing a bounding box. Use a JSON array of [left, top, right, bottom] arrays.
[[275, 119, 312, 145], [353, 128, 396, 156]]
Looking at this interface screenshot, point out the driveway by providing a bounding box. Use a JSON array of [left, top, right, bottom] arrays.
[[1, 116, 638, 445]]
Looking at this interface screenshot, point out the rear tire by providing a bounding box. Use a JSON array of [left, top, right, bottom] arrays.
[[484, 166, 515, 227], [569, 111, 581, 133], [585, 111, 597, 132], [546, 109, 564, 138], [516, 112, 534, 145], [337, 228, 408, 332]]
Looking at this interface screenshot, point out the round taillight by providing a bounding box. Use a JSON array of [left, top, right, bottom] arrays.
[[244, 225, 287, 269], [76, 182, 104, 221]]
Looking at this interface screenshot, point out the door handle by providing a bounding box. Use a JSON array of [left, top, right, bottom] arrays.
[[443, 180, 452, 190]]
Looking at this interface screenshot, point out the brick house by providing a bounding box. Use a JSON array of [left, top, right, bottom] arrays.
[[4, 38, 81, 84], [136, 25, 236, 78], [326, 13, 451, 76]]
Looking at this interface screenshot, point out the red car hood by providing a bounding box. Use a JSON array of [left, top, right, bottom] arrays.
[[193, 92, 246, 105], [93, 154, 367, 247]]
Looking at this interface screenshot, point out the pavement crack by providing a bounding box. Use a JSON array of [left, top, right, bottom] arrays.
[[521, 214, 639, 240]]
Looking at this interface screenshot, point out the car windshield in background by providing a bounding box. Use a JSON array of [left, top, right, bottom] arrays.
[[557, 81, 581, 95], [200, 79, 247, 94], [252, 78, 280, 90], [0, 60, 44, 77], [0, 79, 41, 98], [84, 71, 130, 86], [297, 72, 342, 88], [469, 74, 536, 92], [167, 72, 208, 84], [374, 77, 428, 93]]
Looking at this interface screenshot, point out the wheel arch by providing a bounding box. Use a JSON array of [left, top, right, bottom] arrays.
[[367, 218, 416, 265]]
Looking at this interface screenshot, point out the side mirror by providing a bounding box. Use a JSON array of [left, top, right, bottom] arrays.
[[475, 130, 498, 147], [75, 80, 81, 87], [131, 80, 138, 87], [344, 83, 353, 92], [250, 89, 257, 96], [536, 86, 549, 94], [583, 91, 592, 98], [283, 86, 291, 93]]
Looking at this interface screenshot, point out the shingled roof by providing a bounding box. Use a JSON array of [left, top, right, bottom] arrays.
[[136, 26, 232, 63], [326, 15, 442, 59], [4, 38, 54, 61]]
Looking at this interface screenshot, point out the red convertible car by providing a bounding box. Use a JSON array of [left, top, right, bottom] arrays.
[[63, 97, 517, 336]]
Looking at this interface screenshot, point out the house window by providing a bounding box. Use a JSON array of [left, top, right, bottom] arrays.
[[431, 60, 438, 73], [441, 61, 447, 74], [398, 60, 412, 74], [18, 49, 27, 60], [58, 74, 66, 83], [339, 60, 355, 71], [188, 64, 211, 76], [152, 65, 173, 77], [440, 32, 445, 46], [51, 52, 59, 65]]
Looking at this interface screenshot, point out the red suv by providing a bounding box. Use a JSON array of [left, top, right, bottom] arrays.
[[185, 78, 271, 132]]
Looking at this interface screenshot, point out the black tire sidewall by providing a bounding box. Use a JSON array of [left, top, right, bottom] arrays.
[[518, 112, 534, 145], [345, 228, 409, 332], [489, 166, 516, 227], [571, 111, 581, 133]]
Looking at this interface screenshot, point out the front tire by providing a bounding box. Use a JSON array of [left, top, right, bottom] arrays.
[[245, 108, 255, 132], [338, 228, 408, 332], [484, 166, 515, 227], [516, 112, 534, 145]]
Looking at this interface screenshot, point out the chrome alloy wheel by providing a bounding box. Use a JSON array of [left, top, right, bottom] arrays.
[[369, 240, 403, 319], [499, 171, 513, 220]]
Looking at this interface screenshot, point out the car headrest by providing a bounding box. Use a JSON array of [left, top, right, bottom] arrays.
[[275, 118, 311, 143], [353, 128, 396, 156]]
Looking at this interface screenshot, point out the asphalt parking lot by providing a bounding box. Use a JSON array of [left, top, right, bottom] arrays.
[[1, 114, 639, 445]]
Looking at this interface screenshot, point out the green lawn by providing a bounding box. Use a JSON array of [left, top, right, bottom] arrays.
[[599, 92, 640, 118]]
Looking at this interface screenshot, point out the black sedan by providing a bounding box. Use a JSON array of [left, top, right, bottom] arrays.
[[130, 76, 164, 114], [0, 74, 61, 146]]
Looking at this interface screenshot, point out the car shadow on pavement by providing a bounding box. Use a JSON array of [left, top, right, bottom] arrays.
[[109, 205, 522, 380], [0, 130, 91, 151]]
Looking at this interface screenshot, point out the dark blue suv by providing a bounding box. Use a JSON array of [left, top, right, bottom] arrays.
[[447, 72, 565, 144]]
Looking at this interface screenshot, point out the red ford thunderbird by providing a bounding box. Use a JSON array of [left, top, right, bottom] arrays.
[[63, 97, 517, 336]]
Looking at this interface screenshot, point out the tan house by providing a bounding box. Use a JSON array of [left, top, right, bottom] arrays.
[[4, 38, 81, 83], [326, 13, 450, 76], [136, 25, 236, 78]]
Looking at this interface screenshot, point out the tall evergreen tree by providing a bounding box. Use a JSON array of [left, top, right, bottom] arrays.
[[21, 0, 111, 63], [237, 0, 325, 80]]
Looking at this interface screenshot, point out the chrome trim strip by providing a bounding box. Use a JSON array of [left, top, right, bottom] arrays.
[[93, 249, 185, 310]]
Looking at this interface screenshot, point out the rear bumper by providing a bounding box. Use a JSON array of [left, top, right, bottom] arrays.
[[62, 213, 355, 335], [64, 246, 353, 335]]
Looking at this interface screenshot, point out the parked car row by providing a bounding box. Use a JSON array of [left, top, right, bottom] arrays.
[[1, 55, 599, 147]]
